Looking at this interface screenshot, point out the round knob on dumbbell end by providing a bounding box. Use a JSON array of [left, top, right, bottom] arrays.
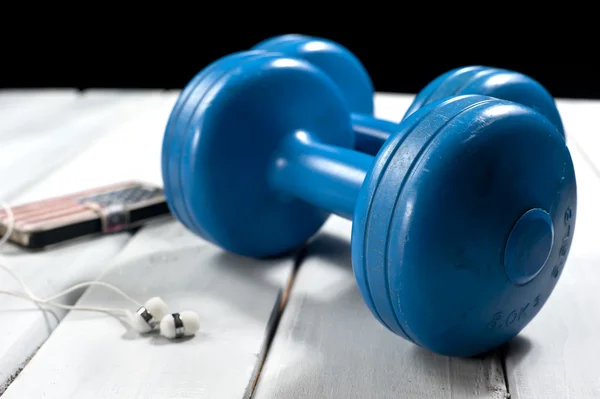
[[255, 35, 565, 155], [161, 51, 576, 357]]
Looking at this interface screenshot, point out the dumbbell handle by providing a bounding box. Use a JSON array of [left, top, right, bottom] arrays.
[[270, 131, 373, 220], [351, 114, 399, 155]]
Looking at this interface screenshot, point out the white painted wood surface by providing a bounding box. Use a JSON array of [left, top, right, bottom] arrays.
[[556, 100, 600, 175], [249, 93, 506, 399], [0, 90, 78, 135], [14, 90, 180, 203], [503, 115, 600, 398], [1, 220, 296, 399], [252, 214, 507, 399], [253, 96, 600, 399], [1, 89, 296, 399], [0, 89, 166, 202], [0, 235, 129, 394], [0, 90, 173, 393], [2, 90, 600, 398]]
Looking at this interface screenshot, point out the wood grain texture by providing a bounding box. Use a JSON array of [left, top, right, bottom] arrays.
[[4, 90, 597, 398], [0, 235, 129, 394], [0, 91, 174, 393], [15, 90, 180, 204], [1, 220, 295, 399], [0, 89, 78, 135], [252, 216, 508, 399], [556, 100, 600, 182], [503, 133, 600, 398], [0, 89, 76, 105], [0, 89, 166, 202]]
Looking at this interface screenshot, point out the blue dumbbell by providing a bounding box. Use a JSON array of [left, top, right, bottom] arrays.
[[255, 35, 565, 155], [161, 50, 576, 357]]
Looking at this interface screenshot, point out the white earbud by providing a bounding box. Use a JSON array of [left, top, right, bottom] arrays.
[[130, 297, 169, 333], [159, 311, 201, 339]]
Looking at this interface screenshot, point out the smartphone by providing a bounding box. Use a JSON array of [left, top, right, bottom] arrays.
[[0, 181, 171, 250]]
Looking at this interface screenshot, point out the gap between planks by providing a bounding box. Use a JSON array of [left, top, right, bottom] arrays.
[[246, 245, 309, 399]]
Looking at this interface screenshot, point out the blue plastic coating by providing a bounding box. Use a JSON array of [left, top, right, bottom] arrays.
[[253, 34, 374, 115], [254, 36, 565, 156], [168, 53, 354, 257], [350, 66, 566, 155], [270, 131, 373, 220], [403, 66, 565, 137], [161, 50, 268, 231], [504, 208, 554, 285], [162, 50, 577, 357], [351, 114, 400, 157]]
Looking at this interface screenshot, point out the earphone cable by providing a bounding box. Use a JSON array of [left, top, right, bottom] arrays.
[[0, 200, 140, 322]]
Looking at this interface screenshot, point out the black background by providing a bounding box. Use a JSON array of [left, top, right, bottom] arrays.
[[2, 30, 597, 99]]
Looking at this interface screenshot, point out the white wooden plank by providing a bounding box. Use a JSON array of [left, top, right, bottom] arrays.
[[1, 220, 296, 399], [0, 89, 79, 136], [503, 133, 600, 398], [0, 89, 77, 109], [14, 90, 179, 203], [0, 91, 173, 393], [0, 90, 140, 140], [555, 99, 600, 188], [373, 92, 414, 123], [0, 235, 130, 394], [0, 89, 75, 103], [0, 89, 166, 202], [252, 216, 507, 399]]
